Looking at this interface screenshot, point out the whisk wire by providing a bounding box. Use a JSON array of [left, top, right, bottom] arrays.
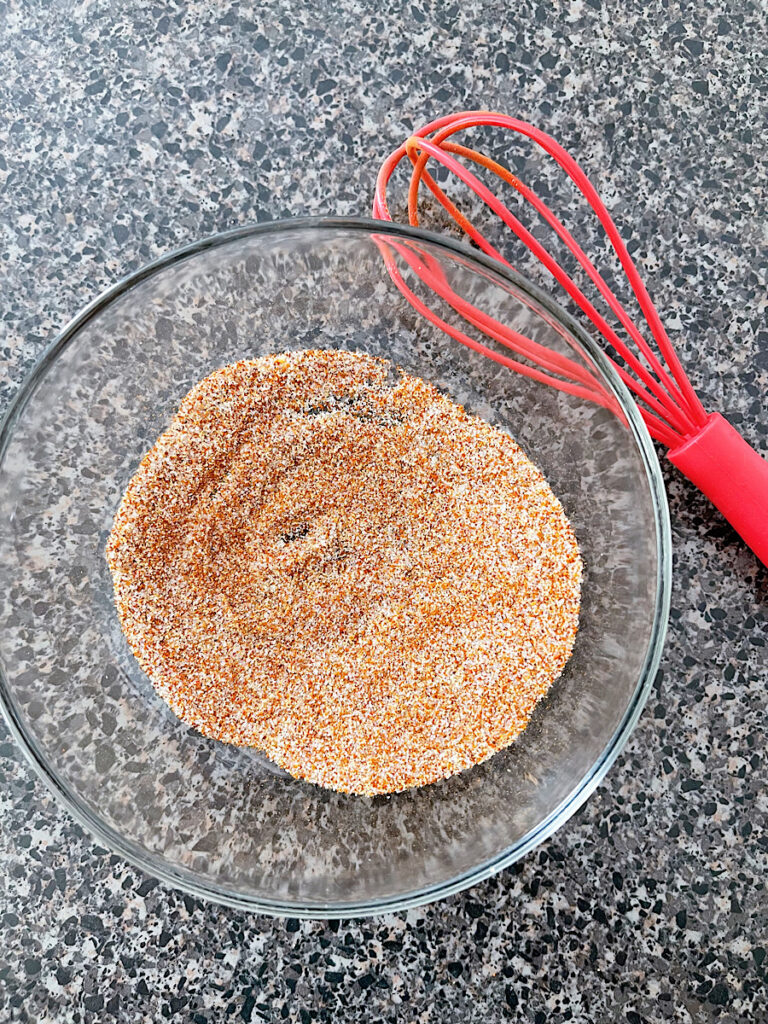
[[404, 134, 697, 440], [376, 237, 617, 410], [425, 112, 709, 425], [431, 138, 699, 431]]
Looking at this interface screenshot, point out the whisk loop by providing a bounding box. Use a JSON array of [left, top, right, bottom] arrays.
[[374, 111, 768, 566]]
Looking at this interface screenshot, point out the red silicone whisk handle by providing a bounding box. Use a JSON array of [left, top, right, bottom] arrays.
[[668, 414, 768, 564]]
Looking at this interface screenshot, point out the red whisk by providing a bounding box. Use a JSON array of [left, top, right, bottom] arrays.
[[374, 111, 768, 567]]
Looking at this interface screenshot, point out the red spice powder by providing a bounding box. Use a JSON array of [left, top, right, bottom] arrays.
[[107, 349, 582, 795]]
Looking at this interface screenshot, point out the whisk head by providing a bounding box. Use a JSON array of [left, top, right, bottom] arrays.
[[374, 111, 709, 448]]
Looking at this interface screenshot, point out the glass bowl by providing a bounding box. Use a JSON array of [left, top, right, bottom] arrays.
[[0, 218, 670, 917]]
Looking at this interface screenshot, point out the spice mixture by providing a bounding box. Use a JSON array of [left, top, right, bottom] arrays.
[[107, 350, 582, 795]]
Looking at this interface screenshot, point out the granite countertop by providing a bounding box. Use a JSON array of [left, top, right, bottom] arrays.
[[1, 1, 766, 1021]]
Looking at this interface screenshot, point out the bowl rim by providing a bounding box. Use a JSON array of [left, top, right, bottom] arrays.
[[0, 215, 672, 918]]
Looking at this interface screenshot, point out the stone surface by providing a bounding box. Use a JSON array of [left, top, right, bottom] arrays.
[[0, 1, 766, 1021]]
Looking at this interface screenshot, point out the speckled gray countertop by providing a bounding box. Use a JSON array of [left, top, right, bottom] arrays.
[[1, 1, 766, 1021]]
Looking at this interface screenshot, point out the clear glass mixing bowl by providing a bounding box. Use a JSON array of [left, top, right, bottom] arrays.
[[0, 218, 670, 917]]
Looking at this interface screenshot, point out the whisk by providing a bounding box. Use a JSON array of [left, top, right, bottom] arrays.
[[373, 111, 768, 567]]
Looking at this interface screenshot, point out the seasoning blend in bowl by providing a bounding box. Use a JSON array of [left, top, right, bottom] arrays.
[[107, 348, 582, 795]]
